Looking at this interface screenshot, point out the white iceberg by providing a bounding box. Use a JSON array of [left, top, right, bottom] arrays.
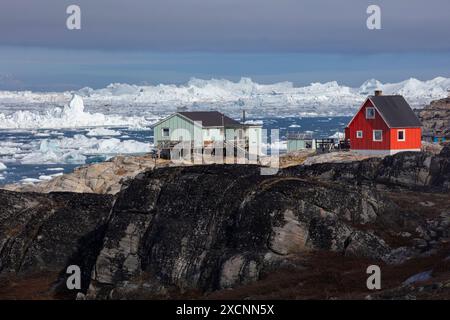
[[0, 95, 150, 129], [86, 128, 121, 136], [329, 131, 345, 139]]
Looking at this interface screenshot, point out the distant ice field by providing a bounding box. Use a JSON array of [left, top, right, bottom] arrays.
[[0, 77, 449, 126], [0, 76, 448, 184]]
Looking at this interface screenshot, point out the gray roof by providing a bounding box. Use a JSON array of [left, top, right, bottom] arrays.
[[178, 111, 240, 127], [369, 95, 422, 128]]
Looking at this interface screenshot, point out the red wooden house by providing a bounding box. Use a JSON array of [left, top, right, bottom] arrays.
[[345, 90, 422, 155]]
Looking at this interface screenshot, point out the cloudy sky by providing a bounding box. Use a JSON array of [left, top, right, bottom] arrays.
[[1, 0, 450, 90]]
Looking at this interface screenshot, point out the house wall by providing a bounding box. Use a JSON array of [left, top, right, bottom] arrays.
[[389, 127, 422, 150], [287, 140, 306, 152], [203, 128, 224, 141], [153, 114, 195, 144], [348, 100, 391, 150], [247, 126, 262, 156]]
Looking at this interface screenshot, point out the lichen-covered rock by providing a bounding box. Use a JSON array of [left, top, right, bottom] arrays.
[[1, 151, 448, 299], [0, 190, 113, 294], [418, 97, 450, 137], [87, 165, 395, 298], [283, 147, 450, 190]]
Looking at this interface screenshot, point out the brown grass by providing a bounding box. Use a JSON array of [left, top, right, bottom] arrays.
[[0, 272, 59, 300], [206, 247, 450, 300]]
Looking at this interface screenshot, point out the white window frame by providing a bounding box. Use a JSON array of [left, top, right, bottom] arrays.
[[162, 127, 170, 137], [373, 130, 383, 142], [356, 130, 363, 139], [397, 129, 406, 141], [366, 107, 375, 119]]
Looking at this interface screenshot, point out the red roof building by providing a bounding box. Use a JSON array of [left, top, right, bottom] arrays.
[[345, 91, 422, 155]]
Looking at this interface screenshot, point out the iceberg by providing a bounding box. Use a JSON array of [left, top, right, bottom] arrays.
[[0, 162, 6, 170], [329, 131, 345, 139], [86, 128, 121, 136], [0, 95, 150, 129]]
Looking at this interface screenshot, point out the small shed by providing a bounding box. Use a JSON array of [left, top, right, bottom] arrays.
[[287, 132, 315, 152]]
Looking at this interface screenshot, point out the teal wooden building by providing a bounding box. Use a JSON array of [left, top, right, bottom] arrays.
[[152, 111, 262, 158], [287, 132, 315, 153]]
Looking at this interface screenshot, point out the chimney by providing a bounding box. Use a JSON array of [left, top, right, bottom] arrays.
[[374, 90, 383, 96], [242, 110, 246, 123]]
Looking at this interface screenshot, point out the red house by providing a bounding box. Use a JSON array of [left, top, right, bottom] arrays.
[[345, 90, 422, 155]]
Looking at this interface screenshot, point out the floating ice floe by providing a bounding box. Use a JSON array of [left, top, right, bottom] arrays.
[[86, 127, 121, 136], [38, 173, 64, 181], [0, 162, 7, 170], [21, 178, 42, 183], [0, 141, 22, 155], [18, 134, 151, 164]]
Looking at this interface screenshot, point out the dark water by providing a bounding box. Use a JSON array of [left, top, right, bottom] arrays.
[[261, 116, 350, 140], [0, 116, 350, 185]]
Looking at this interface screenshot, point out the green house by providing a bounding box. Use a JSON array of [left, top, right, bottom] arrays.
[[152, 111, 262, 157]]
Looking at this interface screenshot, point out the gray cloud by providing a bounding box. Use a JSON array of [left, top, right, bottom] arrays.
[[1, 0, 450, 53]]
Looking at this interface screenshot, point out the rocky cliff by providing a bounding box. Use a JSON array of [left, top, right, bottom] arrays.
[[419, 96, 450, 137], [1, 147, 449, 299]]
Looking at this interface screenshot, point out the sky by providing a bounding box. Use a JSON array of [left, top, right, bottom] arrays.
[[1, 0, 450, 91]]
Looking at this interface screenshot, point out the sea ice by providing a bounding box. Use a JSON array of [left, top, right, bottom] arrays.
[[18, 134, 151, 164], [86, 128, 121, 136]]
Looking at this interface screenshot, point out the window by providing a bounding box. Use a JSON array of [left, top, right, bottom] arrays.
[[397, 129, 405, 141], [373, 130, 383, 142], [366, 107, 375, 119], [162, 127, 170, 137], [356, 130, 363, 138]]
